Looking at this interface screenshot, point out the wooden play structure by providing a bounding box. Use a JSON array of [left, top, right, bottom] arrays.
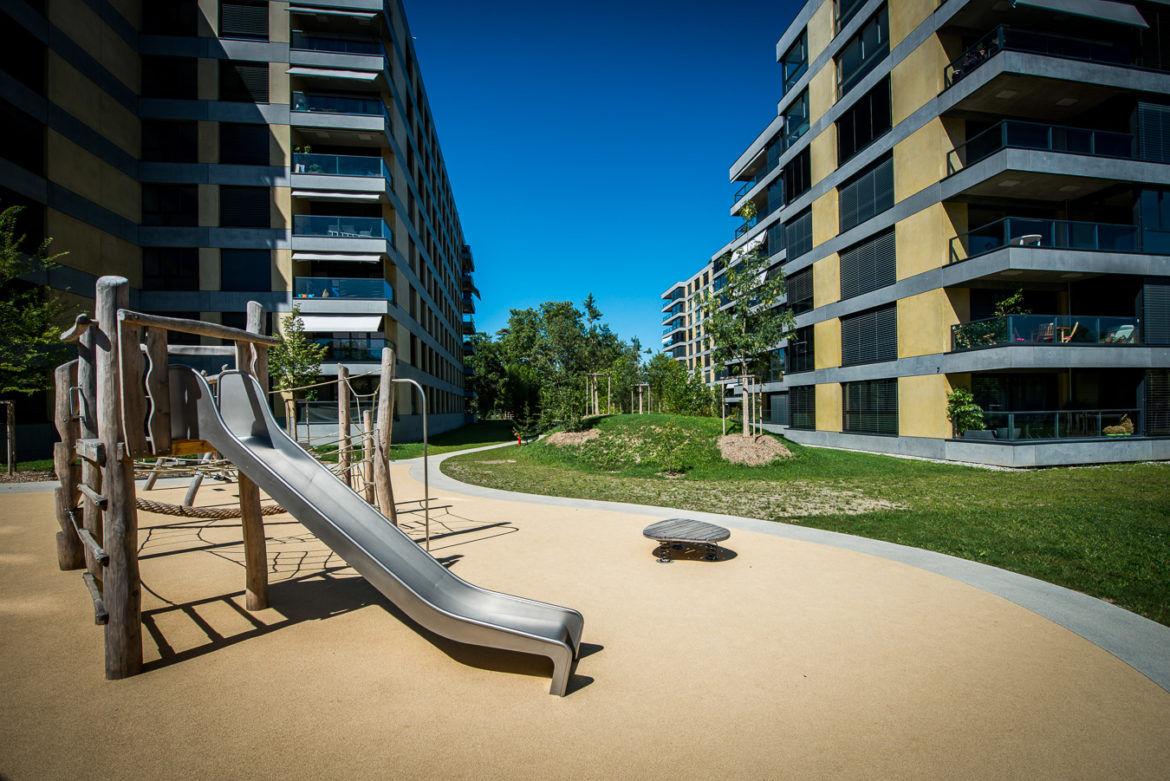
[[51, 275, 420, 680]]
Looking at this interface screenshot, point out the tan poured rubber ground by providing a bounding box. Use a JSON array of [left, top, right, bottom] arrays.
[[2, 463, 1169, 779]]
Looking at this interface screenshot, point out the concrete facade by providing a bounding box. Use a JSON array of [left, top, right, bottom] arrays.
[[2, 0, 476, 451], [662, 0, 1170, 467]]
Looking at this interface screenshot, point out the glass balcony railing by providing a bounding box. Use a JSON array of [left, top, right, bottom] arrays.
[[951, 314, 1140, 351], [945, 25, 1134, 87], [462, 316, 475, 333], [313, 337, 387, 362], [291, 91, 387, 119], [946, 120, 1133, 175], [293, 277, 393, 300], [293, 215, 391, 241], [966, 409, 1142, 440], [949, 217, 1148, 263], [292, 153, 391, 180], [290, 31, 382, 56]]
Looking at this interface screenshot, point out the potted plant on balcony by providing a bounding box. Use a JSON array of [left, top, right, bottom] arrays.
[[946, 387, 990, 439]]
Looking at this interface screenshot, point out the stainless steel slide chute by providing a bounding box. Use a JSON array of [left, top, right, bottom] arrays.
[[168, 367, 584, 695]]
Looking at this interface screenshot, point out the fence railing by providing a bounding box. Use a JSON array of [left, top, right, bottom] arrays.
[[294, 277, 393, 300], [949, 217, 1144, 263], [291, 31, 383, 56], [946, 120, 1133, 175], [293, 152, 391, 181], [951, 314, 1140, 351], [313, 337, 387, 362], [293, 215, 392, 241], [292, 91, 387, 119], [964, 408, 1141, 440], [945, 25, 1134, 87]]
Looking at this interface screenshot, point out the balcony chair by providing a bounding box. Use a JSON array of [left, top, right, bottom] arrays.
[[1009, 234, 1042, 247], [1059, 322, 1079, 343], [1105, 324, 1135, 344], [1033, 322, 1055, 342]]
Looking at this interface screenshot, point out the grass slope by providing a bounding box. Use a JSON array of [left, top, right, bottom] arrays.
[[443, 414, 1170, 626], [316, 420, 516, 463]]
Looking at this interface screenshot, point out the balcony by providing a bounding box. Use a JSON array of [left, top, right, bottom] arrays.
[[313, 336, 387, 362], [947, 120, 1133, 175], [945, 26, 1135, 88], [293, 152, 390, 180], [294, 276, 393, 300], [292, 91, 386, 119], [951, 315, 1140, 352], [949, 217, 1159, 263], [291, 31, 382, 56], [462, 316, 475, 335], [462, 294, 476, 314], [293, 215, 391, 241], [963, 408, 1142, 441]]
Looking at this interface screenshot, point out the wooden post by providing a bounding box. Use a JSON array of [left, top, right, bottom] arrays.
[[338, 364, 352, 488], [53, 361, 85, 570], [78, 323, 103, 587], [237, 301, 268, 611], [373, 347, 398, 525], [362, 410, 375, 504], [4, 401, 13, 474], [95, 276, 141, 679], [144, 328, 171, 455]]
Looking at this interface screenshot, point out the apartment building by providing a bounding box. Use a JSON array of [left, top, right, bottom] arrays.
[[664, 0, 1170, 467], [1, 0, 476, 450]]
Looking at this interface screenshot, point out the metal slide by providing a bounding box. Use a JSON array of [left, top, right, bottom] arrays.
[[168, 367, 584, 695]]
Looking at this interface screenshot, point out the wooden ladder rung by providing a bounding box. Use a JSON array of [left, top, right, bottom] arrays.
[[82, 572, 108, 625], [74, 439, 106, 466], [77, 483, 108, 511], [67, 506, 109, 566]]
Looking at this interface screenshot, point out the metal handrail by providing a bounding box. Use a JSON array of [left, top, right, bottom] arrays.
[[946, 120, 1134, 175]]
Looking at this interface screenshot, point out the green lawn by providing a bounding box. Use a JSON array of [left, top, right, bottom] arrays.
[[316, 419, 516, 463], [442, 413, 1170, 626]]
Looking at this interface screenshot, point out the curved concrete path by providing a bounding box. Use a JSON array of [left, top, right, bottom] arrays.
[[415, 445, 1170, 694]]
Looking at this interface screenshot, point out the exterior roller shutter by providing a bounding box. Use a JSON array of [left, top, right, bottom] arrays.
[[1142, 279, 1170, 344], [1147, 370, 1170, 436], [840, 227, 895, 299], [787, 266, 814, 313], [841, 304, 897, 366], [843, 378, 898, 435], [839, 153, 894, 232], [221, 1, 269, 39], [786, 208, 813, 259], [789, 385, 816, 429], [219, 186, 269, 228], [1138, 104, 1170, 163], [788, 325, 815, 373], [220, 61, 269, 103]]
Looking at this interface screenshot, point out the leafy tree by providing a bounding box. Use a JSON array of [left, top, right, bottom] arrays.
[[464, 332, 505, 417], [269, 305, 327, 400], [946, 387, 985, 435], [700, 245, 793, 432], [0, 205, 70, 396]]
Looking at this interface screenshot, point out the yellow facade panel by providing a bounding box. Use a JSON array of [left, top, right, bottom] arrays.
[[813, 254, 840, 308], [105, 0, 140, 27], [815, 382, 842, 432], [814, 318, 841, 370], [891, 34, 948, 126], [269, 2, 290, 43], [273, 248, 291, 292], [49, 0, 103, 71], [197, 0, 219, 36], [99, 92, 140, 158], [810, 124, 837, 187], [48, 209, 139, 281], [897, 289, 958, 358], [199, 121, 218, 164], [809, 66, 836, 126], [889, 0, 939, 49], [198, 184, 219, 228], [892, 118, 945, 202], [812, 189, 839, 247], [269, 62, 289, 105], [272, 124, 290, 166], [48, 54, 101, 135], [272, 186, 291, 230], [807, 0, 835, 63], [895, 202, 969, 279], [197, 58, 218, 101], [898, 374, 951, 438], [199, 247, 221, 290], [100, 23, 140, 95]]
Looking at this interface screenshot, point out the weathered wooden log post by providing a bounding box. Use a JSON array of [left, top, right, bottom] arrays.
[[96, 276, 141, 679], [338, 364, 352, 488], [52, 361, 85, 569], [362, 409, 375, 504], [4, 400, 13, 474], [237, 301, 268, 611], [77, 316, 104, 589], [373, 347, 398, 525]]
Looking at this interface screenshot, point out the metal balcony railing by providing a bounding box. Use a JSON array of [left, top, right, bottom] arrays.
[[964, 409, 1142, 440], [293, 153, 391, 181], [945, 25, 1134, 87], [291, 91, 387, 119], [290, 31, 382, 56], [293, 277, 393, 300], [950, 315, 1140, 351], [949, 217, 1150, 263], [313, 337, 387, 362], [293, 215, 391, 241], [946, 120, 1134, 175]]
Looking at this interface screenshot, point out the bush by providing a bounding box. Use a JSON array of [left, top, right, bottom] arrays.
[[945, 388, 985, 434]]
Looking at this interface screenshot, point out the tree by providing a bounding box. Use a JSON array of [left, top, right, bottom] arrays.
[[464, 332, 505, 417], [269, 305, 327, 399], [700, 244, 794, 434], [0, 205, 70, 396]]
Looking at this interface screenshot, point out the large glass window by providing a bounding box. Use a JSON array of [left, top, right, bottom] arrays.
[[219, 186, 269, 228], [1138, 189, 1170, 253], [142, 248, 198, 290], [843, 378, 898, 435], [836, 5, 889, 98], [789, 325, 815, 373], [782, 30, 808, 94], [784, 90, 810, 146], [221, 249, 270, 291], [837, 76, 891, 165], [783, 147, 812, 202], [142, 184, 198, 227], [219, 123, 270, 165], [836, 0, 868, 31]]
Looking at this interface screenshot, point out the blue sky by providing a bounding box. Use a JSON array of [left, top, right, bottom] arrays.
[[404, 0, 805, 354]]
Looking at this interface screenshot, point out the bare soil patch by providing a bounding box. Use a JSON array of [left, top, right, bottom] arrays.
[[546, 429, 600, 447], [719, 434, 792, 466], [0, 470, 55, 483]]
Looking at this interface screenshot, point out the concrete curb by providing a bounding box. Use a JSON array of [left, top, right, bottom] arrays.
[[417, 445, 1170, 694]]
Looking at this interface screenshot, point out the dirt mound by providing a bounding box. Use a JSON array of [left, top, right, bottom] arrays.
[[719, 434, 792, 466], [546, 428, 601, 447]]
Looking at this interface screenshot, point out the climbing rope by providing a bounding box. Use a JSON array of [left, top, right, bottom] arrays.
[[135, 496, 287, 518]]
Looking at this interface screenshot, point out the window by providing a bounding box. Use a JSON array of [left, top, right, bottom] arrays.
[[142, 120, 198, 163], [837, 0, 867, 31], [843, 378, 897, 435], [836, 5, 889, 98], [841, 304, 897, 366], [219, 186, 269, 228], [787, 267, 814, 314], [220, 1, 268, 39], [142, 56, 197, 100], [839, 227, 895, 299], [839, 153, 893, 232], [1147, 369, 1170, 436], [221, 249, 270, 291], [786, 208, 813, 259], [142, 248, 198, 290], [789, 325, 815, 373], [790, 385, 816, 429], [784, 90, 810, 146], [0, 12, 46, 93], [142, 184, 198, 226], [143, 0, 198, 35], [766, 139, 785, 172], [1, 98, 44, 175], [837, 76, 891, 165], [781, 30, 808, 94], [767, 178, 785, 216], [219, 123, 269, 165], [767, 221, 787, 255], [783, 147, 811, 202], [219, 60, 268, 103], [1138, 189, 1170, 254]]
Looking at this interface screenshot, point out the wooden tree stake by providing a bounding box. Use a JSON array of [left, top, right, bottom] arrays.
[[373, 348, 398, 525], [237, 301, 269, 610]]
